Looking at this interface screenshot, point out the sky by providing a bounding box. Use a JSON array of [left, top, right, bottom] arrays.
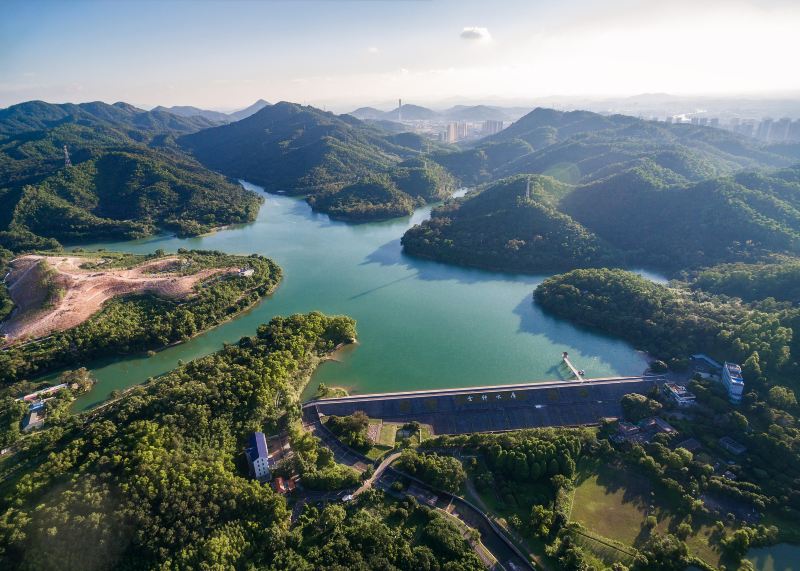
[[2, 0, 800, 111]]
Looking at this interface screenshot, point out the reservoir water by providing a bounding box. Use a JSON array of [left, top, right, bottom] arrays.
[[72, 182, 657, 409]]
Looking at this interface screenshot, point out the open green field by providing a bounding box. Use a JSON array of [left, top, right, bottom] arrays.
[[571, 462, 724, 567], [571, 464, 651, 545]]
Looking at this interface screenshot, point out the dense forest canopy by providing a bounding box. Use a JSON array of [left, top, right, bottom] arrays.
[[402, 174, 621, 272], [179, 102, 459, 222], [533, 268, 795, 375], [403, 162, 800, 274], [0, 101, 262, 252]]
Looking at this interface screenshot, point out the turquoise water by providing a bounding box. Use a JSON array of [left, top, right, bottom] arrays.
[[71, 182, 657, 410], [748, 544, 800, 571]]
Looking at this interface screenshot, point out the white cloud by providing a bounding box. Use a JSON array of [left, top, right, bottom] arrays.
[[366, 46, 379, 54], [460, 27, 491, 42]]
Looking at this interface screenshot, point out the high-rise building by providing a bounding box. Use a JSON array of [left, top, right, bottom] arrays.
[[789, 120, 800, 143], [771, 118, 792, 143], [722, 362, 745, 404], [444, 122, 458, 143], [482, 119, 504, 136], [756, 118, 773, 141]]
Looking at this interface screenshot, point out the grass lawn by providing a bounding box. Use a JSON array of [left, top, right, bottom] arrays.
[[571, 461, 726, 568], [571, 463, 651, 545]]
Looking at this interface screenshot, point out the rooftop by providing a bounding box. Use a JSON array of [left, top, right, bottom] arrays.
[[724, 362, 744, 383], [247, 431, 268, 461]]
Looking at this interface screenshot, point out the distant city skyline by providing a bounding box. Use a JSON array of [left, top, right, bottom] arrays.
[[2, 0, 800, 110]]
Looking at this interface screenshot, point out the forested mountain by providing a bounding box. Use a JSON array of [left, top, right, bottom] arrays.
[[562, 163, 800, 270], [180, 102, 456, 221], [0, 100, 262, 251], [0, 148, 261, 251], [689, 257, 800, 304], [179, 101, 413, 193], [402, 164, 800, 274], [402, 175, 620, 272], [308, 159, 455, 221], [150, 104, 231, 123], [0, 100, 219, 137], [227, 98, 271, 121], [432, 107, 795, 186]]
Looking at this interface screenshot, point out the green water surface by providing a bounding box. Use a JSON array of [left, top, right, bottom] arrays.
[[71, 182, 659, 409]]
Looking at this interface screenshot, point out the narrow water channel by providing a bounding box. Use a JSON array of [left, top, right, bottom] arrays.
[[71, 182, 659, 409]]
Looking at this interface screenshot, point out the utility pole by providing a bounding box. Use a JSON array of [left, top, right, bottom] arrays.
[[398, 98, 402, 122], [63, 145, 72, 168]]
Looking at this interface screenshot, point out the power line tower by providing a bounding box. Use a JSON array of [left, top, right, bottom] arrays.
[[63, 145, 72, 168]]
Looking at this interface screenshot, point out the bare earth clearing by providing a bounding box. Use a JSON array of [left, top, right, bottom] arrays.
[[0, 255, 234, 344]]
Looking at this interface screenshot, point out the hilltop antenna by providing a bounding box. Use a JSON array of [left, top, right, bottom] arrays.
[[398, 98, 402, 122], [63, 145, 72, 168]]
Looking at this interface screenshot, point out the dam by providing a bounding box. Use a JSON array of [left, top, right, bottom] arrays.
[[304, 376, 662, 435]]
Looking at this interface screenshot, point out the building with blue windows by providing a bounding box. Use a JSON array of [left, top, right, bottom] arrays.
[[722, 362, 745, 403], [245, 432, 271, 482]]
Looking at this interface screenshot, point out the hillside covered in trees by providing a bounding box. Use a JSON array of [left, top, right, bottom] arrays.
[[533, 268, 795, 375], [402, 175, 621, 272], [431, 107, 796, 187], [0, 101, 261, 252], [179, 102, 456, 221], [0, 312, 485, 570], [402, 163, 800, 274]]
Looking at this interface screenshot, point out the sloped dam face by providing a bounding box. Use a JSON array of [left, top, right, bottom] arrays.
[[308, 377, 657, 434]]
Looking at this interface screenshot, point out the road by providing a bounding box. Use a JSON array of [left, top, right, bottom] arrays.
[[354, 451, 400, 496]]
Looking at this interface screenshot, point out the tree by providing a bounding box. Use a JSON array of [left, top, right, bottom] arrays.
[[767, 386, 797, 409], [621, 393, 663, 422]]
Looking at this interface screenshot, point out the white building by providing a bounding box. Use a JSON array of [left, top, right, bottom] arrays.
[[246, 432, 271, 482], [722, 362, 745, 404], [663, 383, 696, 407]]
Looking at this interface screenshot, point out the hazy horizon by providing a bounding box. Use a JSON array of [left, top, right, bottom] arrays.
[[3, 0, 800, 111]]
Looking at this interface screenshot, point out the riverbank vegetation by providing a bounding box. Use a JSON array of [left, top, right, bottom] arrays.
[[534, 268, 794, 375], [524, 266, 800, 567], [0, 249, 281, 385], [0, 312, 433, 570]]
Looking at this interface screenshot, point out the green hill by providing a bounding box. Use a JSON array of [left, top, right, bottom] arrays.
[[308, 159, 455, 221], [0, 147, 261, 251], [179, 101, 416, 194], [434, 107, 794, 186], [534, 268, 792, 371], [179, 102, 458, 221], [562, 164, 800, 270], [689, 257, 800, 304], [0, 101, 261, 251], [402, 175, 621, 272], [403, 163, 800, 274], [0, 100, 219, 138]]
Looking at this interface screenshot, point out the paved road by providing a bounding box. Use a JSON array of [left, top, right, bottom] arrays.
[[303, 376, 662, 408], [302, 409, 370, 472], [354, 451, 401, 496]]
